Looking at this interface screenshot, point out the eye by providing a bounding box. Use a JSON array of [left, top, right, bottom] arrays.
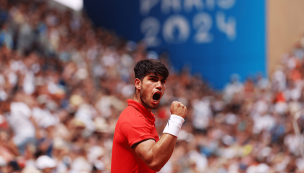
[[161, 79, 166, 84], [150, 78, 158, 82]]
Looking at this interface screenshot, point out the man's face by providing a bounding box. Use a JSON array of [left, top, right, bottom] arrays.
[[139, 73, 166, 110]]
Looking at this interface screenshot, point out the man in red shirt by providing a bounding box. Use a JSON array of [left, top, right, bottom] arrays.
[[111, 59, 187, 172]]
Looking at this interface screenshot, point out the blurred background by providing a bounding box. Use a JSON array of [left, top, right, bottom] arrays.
[[0, 0, 304, 172]]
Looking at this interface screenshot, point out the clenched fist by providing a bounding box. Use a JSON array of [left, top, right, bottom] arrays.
[[170, 101, 187, 119]]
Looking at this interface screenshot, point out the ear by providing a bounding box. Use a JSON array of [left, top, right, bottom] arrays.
[[134, 78, 141, 90]]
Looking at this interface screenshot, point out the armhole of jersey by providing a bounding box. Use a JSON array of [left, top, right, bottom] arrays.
[[131, 138, 156, 149]]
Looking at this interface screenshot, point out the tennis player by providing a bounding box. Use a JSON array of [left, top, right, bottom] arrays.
[[111, 59, 187, 172]]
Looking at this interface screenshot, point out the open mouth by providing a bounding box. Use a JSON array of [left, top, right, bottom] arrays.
[[153, 93, 161, 101]]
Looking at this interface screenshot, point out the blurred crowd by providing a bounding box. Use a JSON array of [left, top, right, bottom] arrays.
[[0, 0, 304, 173]]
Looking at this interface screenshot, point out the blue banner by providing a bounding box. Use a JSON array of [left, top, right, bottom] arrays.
[[84, 0, 266, 89]]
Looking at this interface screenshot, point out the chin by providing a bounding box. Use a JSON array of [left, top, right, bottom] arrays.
[[151, 105, 159, 109], [150, 102, 160, 109]]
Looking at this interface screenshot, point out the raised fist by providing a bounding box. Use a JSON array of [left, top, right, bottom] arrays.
[[170, 101, 187, 119]]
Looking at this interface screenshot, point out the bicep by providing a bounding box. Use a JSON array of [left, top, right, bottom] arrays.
[[134, 139, 155, 163], [133, 134, 177, 171]]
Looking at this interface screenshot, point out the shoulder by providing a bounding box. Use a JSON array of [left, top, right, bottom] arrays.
[[117, 106, 146, 126]]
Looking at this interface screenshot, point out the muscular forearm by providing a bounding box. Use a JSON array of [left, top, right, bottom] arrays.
[[135, 101, 187, 171], [135, 134, 177, 171]]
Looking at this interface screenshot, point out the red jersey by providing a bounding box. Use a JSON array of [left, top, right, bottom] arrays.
[[111, 99, 159, 173]]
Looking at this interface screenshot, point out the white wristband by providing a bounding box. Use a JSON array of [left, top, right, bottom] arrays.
[[163, 114, 185, 137]]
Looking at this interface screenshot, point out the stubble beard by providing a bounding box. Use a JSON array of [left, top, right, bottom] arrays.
[[140, 87, 158, 110]]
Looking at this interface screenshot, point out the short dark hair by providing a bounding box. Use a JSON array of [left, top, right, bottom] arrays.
[[134, 59, 169, 80]]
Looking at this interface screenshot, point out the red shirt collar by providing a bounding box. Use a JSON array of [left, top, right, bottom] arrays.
[[127, 99, 155, 123]]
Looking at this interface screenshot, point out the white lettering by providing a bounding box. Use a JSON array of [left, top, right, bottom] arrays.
[[217, 0, 235, 9], [161, 0, 182, 14], [184, 0, 204, 12], [163, 15, 190, 43], [141, 17, 161, 47], [216, 11, 236, 40], [140, 0, 160, 15], [193, 12, 213, 43]]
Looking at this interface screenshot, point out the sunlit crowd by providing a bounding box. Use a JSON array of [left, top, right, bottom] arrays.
[[0, 0, 304, 173]]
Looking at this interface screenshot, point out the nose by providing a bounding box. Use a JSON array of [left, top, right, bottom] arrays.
[[156, 80, 162, 90]]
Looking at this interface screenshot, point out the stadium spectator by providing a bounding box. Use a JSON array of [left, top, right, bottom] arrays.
[[0, 0, 304, 172]]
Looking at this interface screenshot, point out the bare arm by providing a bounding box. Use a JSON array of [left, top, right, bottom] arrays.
[[134, 101, 187, 171]]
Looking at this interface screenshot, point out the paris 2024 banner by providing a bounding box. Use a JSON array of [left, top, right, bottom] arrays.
[[84, 0, 266, 89]]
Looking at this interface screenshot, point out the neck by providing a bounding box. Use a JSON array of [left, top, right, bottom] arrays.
[[133, 91, 152, 112]]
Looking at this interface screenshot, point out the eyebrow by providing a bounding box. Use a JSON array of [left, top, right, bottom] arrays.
[[148, 75, 159, 78], [148, 75, 167, 82]]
